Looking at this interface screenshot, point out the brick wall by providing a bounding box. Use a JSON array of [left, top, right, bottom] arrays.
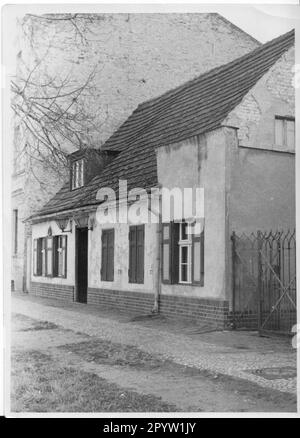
[[88, 288, 154, 315], [224, 46, 295, 149], [88, 287, 229, 327], [30, 281, 74, 301]]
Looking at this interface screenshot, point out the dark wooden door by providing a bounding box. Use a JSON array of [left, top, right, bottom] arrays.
[[76, 227, 88, 303]]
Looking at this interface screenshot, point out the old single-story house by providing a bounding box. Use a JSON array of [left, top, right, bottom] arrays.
[[27, 30, 295, 327]]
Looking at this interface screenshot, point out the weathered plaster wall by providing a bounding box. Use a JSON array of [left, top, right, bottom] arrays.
[[88, 201, 158, 294], [226, 132, 295, 233], [224, 46, 295, 234], [156, 129, 228, 300], [31, 219, 75, 286]]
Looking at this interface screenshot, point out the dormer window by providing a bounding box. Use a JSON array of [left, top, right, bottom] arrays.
[[71, 159, 84, 189]]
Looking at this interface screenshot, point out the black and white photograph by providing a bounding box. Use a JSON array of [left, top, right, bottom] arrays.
[[1, 2, 299, 418]]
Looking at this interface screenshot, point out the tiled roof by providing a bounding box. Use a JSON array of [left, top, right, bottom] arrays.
[[33, 29, 294, 219]]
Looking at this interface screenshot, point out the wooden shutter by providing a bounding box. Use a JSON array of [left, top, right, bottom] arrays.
[[136, 225, 144, 283], [171, 222, 180, 284], [33, 239, 38, 276], [101, 230, 108, 281], [53, 236, 58, 277], [62, 235, 67, 278], [36, 238, 42, 276], [192, 228, 204, 286], [128, 226, 137, 283], [162, 223, 171, 284], [162, 222, 179, 284], [107, 230, 114, 281]]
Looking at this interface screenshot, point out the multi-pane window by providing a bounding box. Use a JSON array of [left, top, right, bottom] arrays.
[[101, 229, 114, 281], [71, 159, 84, 189], [33, 235, 67, 278], [162, 221, 204, 286], [56, 236, 67, 277], [179, 222, 192, 283], [129, 225, 145, 284], [33, 238, 38, 276], [41, 238, 47, 276], [46, 237, 53, 276], [275, 117, 295, 150]]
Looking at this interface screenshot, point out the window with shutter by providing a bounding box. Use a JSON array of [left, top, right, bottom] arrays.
[[161, 221, 204, 286], [129, 225, 144, 284], [101, 229, 114, 281]]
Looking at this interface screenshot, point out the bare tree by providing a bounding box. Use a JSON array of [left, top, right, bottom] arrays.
[[11, 14, 108, 179]]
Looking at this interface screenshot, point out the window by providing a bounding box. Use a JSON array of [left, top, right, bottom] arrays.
[[162, 221, 204, 286], [101, 229, 114, 281], [275, 117, 295, 149], [179, 222, 192, 283], [33, 235, 67, 278], [129, 225, 144, 284], [46, 237, 53, 276], [56, 235, 67, 277], [41, 238, 47, 276], [71, 159, 84, 189], [33, 239, 39, 276], [13, 209, 18, 254]]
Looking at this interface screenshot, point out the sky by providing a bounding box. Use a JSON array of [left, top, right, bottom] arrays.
[[217, 4, 299, 43]]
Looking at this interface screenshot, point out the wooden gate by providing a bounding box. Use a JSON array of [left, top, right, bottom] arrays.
[[231, 230, 296, 335]]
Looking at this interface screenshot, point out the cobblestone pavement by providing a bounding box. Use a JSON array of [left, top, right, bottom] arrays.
[[11, 294, 297, 395]]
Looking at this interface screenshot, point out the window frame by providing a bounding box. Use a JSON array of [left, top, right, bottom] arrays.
[[71, 158, 85, 190], [56, 235, 68, 278], [161, 221, 204, 287], [274, 116, 295, 149], [33, 235, 68, 278], [178, 222, 192, 284], [45, 236, 54, 277]]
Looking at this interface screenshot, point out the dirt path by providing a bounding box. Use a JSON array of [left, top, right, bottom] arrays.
[[11, 313, 297, 413]]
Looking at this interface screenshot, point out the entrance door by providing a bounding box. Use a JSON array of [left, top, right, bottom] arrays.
[[76, 227, 88, 303]]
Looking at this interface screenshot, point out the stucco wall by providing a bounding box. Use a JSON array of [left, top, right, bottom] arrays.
[[156, 129, 228, 300], [226, 133, 295, 233], [224, 46, 295, 233], [89, 202, 158, 294], [31, 219, 75, 286]]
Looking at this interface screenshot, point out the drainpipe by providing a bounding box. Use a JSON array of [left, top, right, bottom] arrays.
[[148, 186, 162, 314]]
